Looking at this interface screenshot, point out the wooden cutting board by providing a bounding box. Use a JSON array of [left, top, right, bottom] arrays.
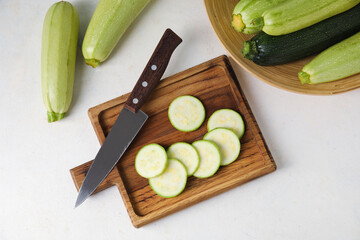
[[70, 55, 276, 228]]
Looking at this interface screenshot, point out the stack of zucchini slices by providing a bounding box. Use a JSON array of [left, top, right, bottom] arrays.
[[135, 96, 245, 198]]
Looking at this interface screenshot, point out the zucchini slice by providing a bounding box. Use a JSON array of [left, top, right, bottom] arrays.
[[299, 32, 360, 84], [168, 95, 206, 132], [192, 140, 221, 178], [135, 143, 167, 178], [207, 109, 245, 138], [204, 128, 241, 166], [167, 142, 200, 176], [149, 158, 187, 198]]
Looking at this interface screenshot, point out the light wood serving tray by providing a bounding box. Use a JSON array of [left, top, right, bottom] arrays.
[[70, 56, 276, 228], [204, 0, 360, 95]]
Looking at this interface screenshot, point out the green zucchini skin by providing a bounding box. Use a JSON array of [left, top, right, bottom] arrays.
[[261, 0, 360, 36], [231, 0, 286, 34], [82, 0, 150, 67], [242, 3, 360, 66], [41, 2, 79, 122], [299, 32, 360, 84]]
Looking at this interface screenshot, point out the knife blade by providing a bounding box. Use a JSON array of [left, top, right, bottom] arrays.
[[75, 29, 182, 208]]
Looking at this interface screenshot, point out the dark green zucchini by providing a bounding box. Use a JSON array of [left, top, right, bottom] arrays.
[[242, 3, 360, 66]]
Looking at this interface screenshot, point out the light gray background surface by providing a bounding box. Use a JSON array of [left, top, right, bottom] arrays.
[[1, 0, 359, 239]]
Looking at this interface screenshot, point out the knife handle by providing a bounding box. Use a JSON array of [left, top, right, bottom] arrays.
[[124, 29, 182, 113]]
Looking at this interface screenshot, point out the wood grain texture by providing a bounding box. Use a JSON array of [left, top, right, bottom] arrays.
[[204, 0, 360, 95], [70, 56, 276, 228]]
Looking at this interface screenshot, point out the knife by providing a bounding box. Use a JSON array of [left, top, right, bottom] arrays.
[[75, 29, 182, 208]]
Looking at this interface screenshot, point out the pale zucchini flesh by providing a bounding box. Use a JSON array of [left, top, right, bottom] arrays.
[[204, 128, 241, 166], [261, 0, 360, 36], [167, 142, 200, 176], [299, 32, 360, 84], [192, 140, 221, 178], [149, 158, 187, 198], [207, 109, 245, 138], [168, 95, 206, 132], [231, 0, 286, 34], [41, 1, 79, 122], [135, 143, 167, 178], [82, 0, 150, 67]]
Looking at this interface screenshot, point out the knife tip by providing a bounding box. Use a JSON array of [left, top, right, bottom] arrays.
[[74, 195, 85, 208]]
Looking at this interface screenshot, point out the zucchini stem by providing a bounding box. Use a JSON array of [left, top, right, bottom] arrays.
[[298, 71, 311, 84], [232, 15, 264, 34], [47, 112, 66, 123], [231, 14, 245, 32], [242, 40, 258, 60], [85, 59, 100, 68]]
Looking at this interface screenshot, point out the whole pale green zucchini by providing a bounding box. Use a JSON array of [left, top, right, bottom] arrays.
[[231, 0, 286, 34], [259, 0, 360, 36], [299, 32, 360, 84], [82, 0, 150, 67], [41, 1, 79, 122]]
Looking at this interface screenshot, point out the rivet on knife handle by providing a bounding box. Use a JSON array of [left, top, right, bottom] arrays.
[[124, 29, 182, 113]]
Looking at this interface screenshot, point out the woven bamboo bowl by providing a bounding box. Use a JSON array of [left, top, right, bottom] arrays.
[[204, 0, 360, 95]]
